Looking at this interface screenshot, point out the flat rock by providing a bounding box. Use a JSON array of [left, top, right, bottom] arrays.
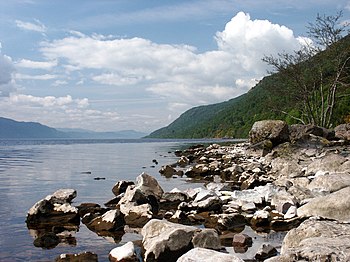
[[177, 247, 243, 262], [306, 153, 347, 175], [307, 172, 350, 194], [297, 186, 350, 222], [276, 219, 350, 261]]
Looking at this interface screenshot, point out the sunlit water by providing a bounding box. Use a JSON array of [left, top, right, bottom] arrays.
[[0, 138, 284, 261]]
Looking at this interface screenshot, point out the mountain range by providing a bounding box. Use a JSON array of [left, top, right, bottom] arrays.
[[0, 117, 147, 139]]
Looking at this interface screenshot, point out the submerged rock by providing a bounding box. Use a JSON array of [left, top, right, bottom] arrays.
[[55, 252, 98, 262]]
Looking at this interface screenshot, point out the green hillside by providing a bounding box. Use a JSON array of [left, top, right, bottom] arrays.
[[148, 35, 350, 139]]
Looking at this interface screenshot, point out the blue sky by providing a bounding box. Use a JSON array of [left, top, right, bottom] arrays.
[[0, 0, 349, 132]]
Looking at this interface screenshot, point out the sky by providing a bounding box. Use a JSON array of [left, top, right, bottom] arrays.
[[0, 0, 349, 133]]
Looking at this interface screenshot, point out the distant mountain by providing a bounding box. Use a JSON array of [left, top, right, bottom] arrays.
[[0, 117, 147, 139], [0, 117, 66, 139], [56, 128, 147, 139]]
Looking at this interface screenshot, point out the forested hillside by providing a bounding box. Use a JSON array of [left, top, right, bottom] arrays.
[[148, 34, 350, 139]]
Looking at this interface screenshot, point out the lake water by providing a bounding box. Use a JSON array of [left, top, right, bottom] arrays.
[[0, 138, 284, 262], [0, 138, 228, 261]]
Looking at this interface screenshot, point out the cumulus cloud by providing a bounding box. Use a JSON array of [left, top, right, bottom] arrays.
[[39, 11, 305, 116], [15, 19, 47, 33], [0, 44, 16, 96]]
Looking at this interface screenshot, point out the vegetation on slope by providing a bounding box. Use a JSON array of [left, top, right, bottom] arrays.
[[148, 34, 350, 139]]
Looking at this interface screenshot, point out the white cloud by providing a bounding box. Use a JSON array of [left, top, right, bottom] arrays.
[[39, 12, 305, 115], [15, 19, 47, 33], [0, 45, 16, 97], [52, 80, 68, 87], [16, 59, 57, 70], [15, 73, 57, 80]]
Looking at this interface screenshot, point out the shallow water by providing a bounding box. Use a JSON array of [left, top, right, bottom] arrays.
[[0, 138, 283, 261]]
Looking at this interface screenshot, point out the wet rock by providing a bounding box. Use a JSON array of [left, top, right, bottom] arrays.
[[177, 156, 190, 167], [215, 213, 246, 231], [192, 229, 221, 250], [87, 209, 125, 232], [250, 210, 270, 228], [232, 233, 253, 248], [159, 165, 178, 178], [249, 120, 289, 146], [109, 241, 137, 262], [135, 172, 164, 199], [77, 203, 107, 218], [26, 189, 80, 228], [120, 202, 153, 227], [33, 232, 60, 249], [334, 123, 350, 141], [277, 218, 350, 261], [297, 186, 350, 222], [255, 244, 277, 260], [141, 219, 197, 262], [177, 247, 244, 262], [55, 252, 98, 262], [112, 180, 135, 196]]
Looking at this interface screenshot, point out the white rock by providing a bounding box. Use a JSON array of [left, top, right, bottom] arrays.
[[109, 241, 136, 261]]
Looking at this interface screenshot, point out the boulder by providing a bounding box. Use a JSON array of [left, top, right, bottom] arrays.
[[109, 241, 137, 262], [289, 124, 334, 143], [249, 120, 289, 146], [297, 186, 350, 222], [87, 209, 125, 232], [306, 153, 347, 175], [334, 123, 350, 140], [26, 189, 80, 228], [112, 180, 135, 196], [141, 219, 197, 262], [135, 173, 164, 199], [215, 213, 246, 231], [276, 219, 350, 261], [192, 229, 221, 250], [177, 156, 190, 167], [177, 247, 243, 262], [255, 244, 278, 260], [307, 172, 350, 194], [159, 165, 178, 178], [250, 210, 270, 228], [232, 233, 253, 248], [160, 192, 188, 210], [119, 202, 153, 227], [55, 252, 98, 262]]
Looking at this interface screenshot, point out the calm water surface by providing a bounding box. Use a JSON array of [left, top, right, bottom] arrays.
[[0, 138, 284, 262], [0, 138, 217, 261]]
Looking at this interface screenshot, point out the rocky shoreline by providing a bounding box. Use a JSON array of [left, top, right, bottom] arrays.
[[26, 120, 350, 261]]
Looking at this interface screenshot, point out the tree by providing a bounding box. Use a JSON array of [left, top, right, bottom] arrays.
[[262, 12, 350, 128]]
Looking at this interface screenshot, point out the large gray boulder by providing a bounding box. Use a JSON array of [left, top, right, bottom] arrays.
[[135, 172, 164, 199], [272, 219, 350, 261], [177, 248, 243, 262], [306, 153, 347, 175], [298, 186, 350, 222], [249, 120, 289, 146], [334, 123, 350, 140], [26, 189, 79, 228], [307, 172, 350, 194], [141, 219, 200, 262]]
